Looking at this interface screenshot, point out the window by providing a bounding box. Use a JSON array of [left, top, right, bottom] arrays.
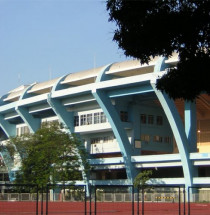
[[157, 116, 163, 125], [135, 140, 141, 148], [141, 134, 150, 142], [25, 126, 30, 134], [75, 111, 106, 126], [103, 136, 114, 143], [164, 136, 171, 143], [87, 114, 92, 125], [94, 113, 100, 124], [17, 126, 30, 136], [91, 136, 114, 144], [91, 138, 101, 144], [153, 135, 163, 142], [140, 114, 146, 124], [148, 115, 154, 125], [74, 116, 79, 126], [80, 115, 87, 126], [120, 111, 128, 122], [100, 112, 107, 123]]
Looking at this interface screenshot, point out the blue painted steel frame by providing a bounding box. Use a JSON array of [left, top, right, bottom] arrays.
[[151, 56, 193, 188], [15, 84, 41, 134], [185, 101, 197, 152], [93, 64, 138, 183], [0, 57, 202, 188], [0, 146, 15, 181], [47, 75, 75, 132], [48, 76, 89, 190], [0, 114, 16, 137]]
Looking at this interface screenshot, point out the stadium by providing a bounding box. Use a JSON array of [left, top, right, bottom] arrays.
[[0, 53, 210, 190]]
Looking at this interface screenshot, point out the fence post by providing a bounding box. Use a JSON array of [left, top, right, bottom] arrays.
[[84, 185, 86, 215], [137, 186, 139, 215], [188, 187, 190, 215], [94, 186, 97, 215], [142, 187, 144, 215], [36, 185, 38, 215], [178, 187, 181, 215], [132, 185, 134, 215], [46, 184, 49, 215], [41, 185, 43, 215], [183, 187, 186, 215], [89, 185, 91, 215]]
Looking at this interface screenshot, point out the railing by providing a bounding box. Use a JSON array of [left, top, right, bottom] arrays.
[[1, 184, 210, 215]]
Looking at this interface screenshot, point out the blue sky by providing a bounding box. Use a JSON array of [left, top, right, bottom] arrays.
[[0, 0, 130, 96]]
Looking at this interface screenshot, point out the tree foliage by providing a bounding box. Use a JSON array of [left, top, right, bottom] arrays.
[[134, 170, 153, 188], [8, 122, 89, 186], [107, 0, 210, 100]]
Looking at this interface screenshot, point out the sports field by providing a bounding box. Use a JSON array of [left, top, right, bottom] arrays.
[[1, 201, 210, 215]]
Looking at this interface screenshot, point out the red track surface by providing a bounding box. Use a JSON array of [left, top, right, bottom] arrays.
[[0, 201, 210, 215]]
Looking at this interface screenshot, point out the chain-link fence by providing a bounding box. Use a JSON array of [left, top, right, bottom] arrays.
[[1, 184, 210, 214]]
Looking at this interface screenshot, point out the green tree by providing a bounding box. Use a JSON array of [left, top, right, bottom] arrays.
[[107, 0, 210, 100], [134, 170, 153, 188], [8, 122, 89, 186]]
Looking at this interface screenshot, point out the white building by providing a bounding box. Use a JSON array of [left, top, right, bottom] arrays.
[[0, 54, 210, 188]]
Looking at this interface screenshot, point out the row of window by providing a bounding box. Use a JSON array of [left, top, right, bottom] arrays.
[[74, 112, 107, 127], [91, 136, 114, 144], [141, 134, 171, 143], [16, 120, 59, 136], [74, 111, 129, 127], [16, 126, 30, 136], [141, 114, 163, 125], [15, 114, 163, 135]]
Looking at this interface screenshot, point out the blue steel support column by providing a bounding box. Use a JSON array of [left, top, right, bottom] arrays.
[[0, 114, 16, 137], [151, 82, 193, 188], [16, 107, 41, 133], [152, 56, 193, 188], [0, 146, 15, 181], [185, 101, 197, 152], [92, 89, 137, 183], [47, 96, 74, 132], [94, 64, 137, 184], [16, 84, 41, 133], [185, 101, 198, 177], [47, 76, 88, 186], [47, 76, 74, 132], [0, 111, 16, 181], [0, 101, 17, 181]]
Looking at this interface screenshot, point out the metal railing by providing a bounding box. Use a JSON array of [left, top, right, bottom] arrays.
[[1, 184, 210, 215]]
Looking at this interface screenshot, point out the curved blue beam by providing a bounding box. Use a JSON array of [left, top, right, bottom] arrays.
[[47, 75, 74, 132], [185, 101, 197, 153], [1, 85, 38, 182], [15, 84, 41, 133], [95, 63, 113, 82], [93, 64, 138, 184], [0, 99, 16, 181], [151, 85, 193, 188], [0, 98, 16, 137], [0, 144, 15, 181], [92, 89, 137, 183], [152, 57, 193, 188], [47, 75, 89, 186], [0, 114, 16, 138]]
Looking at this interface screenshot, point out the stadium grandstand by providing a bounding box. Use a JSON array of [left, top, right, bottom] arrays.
[[0, 53, 210, 190]]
